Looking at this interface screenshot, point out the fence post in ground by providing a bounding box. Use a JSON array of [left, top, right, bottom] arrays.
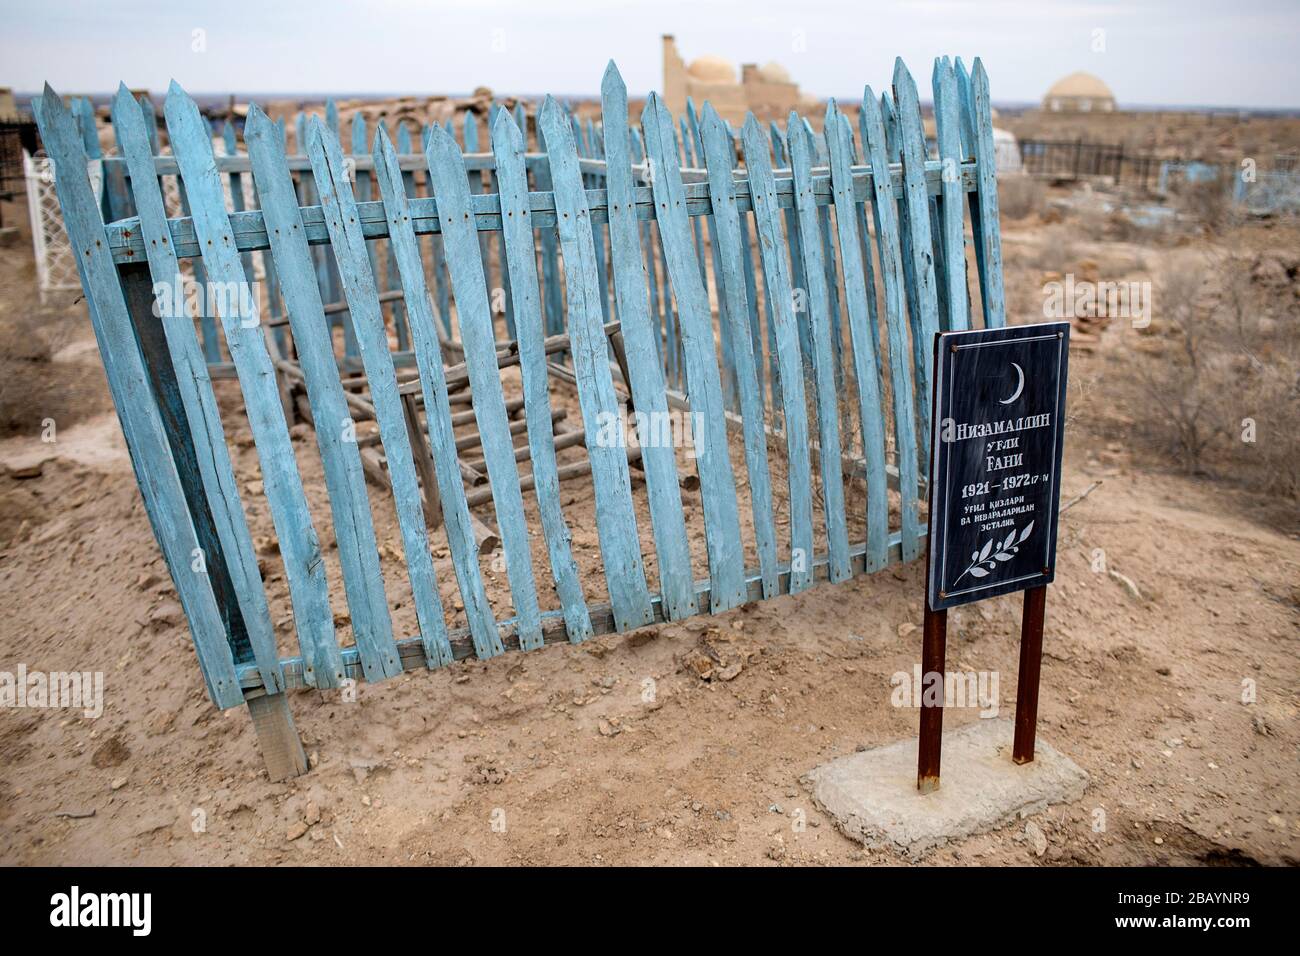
[[246, 690, 308, 781]]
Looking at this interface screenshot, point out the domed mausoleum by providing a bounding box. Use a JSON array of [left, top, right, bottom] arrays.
[[1043, 72, 1116, 113], [663, 35, 803, 124]]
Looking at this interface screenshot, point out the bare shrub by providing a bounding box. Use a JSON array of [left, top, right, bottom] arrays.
[[1125, 250, 1299, 494], [997, 174, 1044, 220], [1128, 255, 1229, 472], [1027, 224, 1083, 273], [1172, 179, 1234, 231]]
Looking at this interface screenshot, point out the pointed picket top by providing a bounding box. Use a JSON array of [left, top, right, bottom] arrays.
[[426, 120, 465, 172], [165, 78, 189, 109], [540, 92, 568, 144], [136, 93, 159, 152], [892, 56, 917, 104], [880, 90, 899, 159], [699, 99, 723, 141], [70, 96, 100, 158], [955, 56, 974, 134], [602, 59, 625, 100], [741, 111, 769, 163], [395, 120, 411, 155], [34, 82, 58, 124], [787, 110, 805, 153], [111, 81, 136, 123], [373, 118, 396, 159], [163, 80, 207, 150], [491, 100, 524, 151], [799, 114, 818, 160], [892, 58, 924, 139]]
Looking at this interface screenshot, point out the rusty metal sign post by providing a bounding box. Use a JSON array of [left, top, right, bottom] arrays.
[[917, 322, 1070, 793]]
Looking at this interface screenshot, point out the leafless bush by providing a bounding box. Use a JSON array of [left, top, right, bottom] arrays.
[[1172, 179, 1234, 231], [997, 174, 1044, 220], [1125, 250, 1299, 494]]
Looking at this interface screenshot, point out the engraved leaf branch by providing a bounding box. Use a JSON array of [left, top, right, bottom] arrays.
[[954, 521, 1034, 583]]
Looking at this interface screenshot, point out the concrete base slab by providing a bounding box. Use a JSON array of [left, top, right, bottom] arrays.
[[807, 719, 1088, 859]]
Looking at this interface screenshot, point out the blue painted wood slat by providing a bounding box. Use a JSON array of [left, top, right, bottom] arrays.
[[599, 64, 697, 620], [971, 59, 1007, 329], [699, 103, 780, 599], [488, 111, 596, 642], [892, 60, 941, 468], [33, 87, 245, 708], [859, 88, 921, 562], [824, 100, 891, 571], [425, 125, 545, 648], [641, 94, 746, 613], [308, 118, 457, 670], [933, 57, 971, 333], [372, 128, 504, 659], [788, 117, 852, 584], [539, 96, 656, 629], [247, 106, 421, 680], [166, 85, 349, 688], [114, 89, 283, 694], [741, 115, 815, 593]]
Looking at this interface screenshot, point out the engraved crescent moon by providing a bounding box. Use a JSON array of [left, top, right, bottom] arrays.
[[1000, 362, 1025, 404]]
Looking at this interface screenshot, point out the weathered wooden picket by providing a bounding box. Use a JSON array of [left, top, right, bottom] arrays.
[[34, 56, 1006, 779]]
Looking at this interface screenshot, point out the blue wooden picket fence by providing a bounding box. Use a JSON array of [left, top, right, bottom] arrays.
[[34, 56, 1006, 778]]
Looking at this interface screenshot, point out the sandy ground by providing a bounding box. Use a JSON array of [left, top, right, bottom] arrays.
[[0, 176, 1297, 866]]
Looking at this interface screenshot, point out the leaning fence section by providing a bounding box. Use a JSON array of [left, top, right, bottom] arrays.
[[35, 54, 1006, 774]]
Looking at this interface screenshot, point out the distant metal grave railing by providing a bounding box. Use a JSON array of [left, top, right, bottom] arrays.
[[34, 55, 1006, 779]]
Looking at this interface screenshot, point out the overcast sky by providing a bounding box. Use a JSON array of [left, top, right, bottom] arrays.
[[4, 0, 1298, 108]]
